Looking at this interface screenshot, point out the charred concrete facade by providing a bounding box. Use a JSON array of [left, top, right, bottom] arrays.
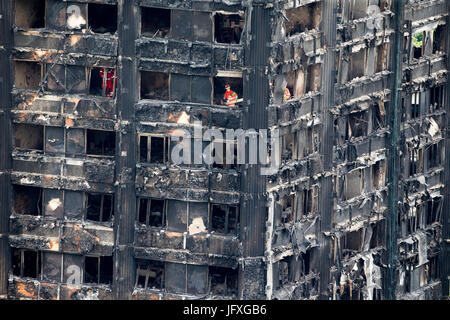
[[0, 0, 448, 300]]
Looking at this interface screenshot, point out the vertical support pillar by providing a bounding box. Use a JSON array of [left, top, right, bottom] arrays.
[[384, 0, 404, 300], [239, 2, 271, 300], [318, 0, 337, 300], [114, 0, 139, 300], [0, 0, 13, 296], [439, 0, 450, 299]]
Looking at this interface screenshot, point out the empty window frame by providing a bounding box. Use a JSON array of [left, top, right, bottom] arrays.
[[284, 2, 322, 37], [342, 169, 363, 200], [89, 67, 117, 98], [369, 220, 386, 249], [208, 266, 238, 296], [410, 92, 421, 119], [139, 135, 170, 164], [372, 160, 386, 190], [12, 249, 42, 279], [213, 76, 243, 106], [212, 141, 238, 169], [281, 132, 296, 161], [412, 32, 424, 59], [86, 193, 114, 222], [84, 256, 113, 285], [135, 259, 164, 290], [86, 129, 115, 156], [408, 147, 423, 176], [13, 185, 43, 216], [349, 48, 366, 81], [14, 123, 44, 150], [211, 204, 239, 235], [373, 101, 387, 131], [300, 187, 318, 218], [430, 85, 445, 112], [14, 0, 45, 29], [137, 198, 166, 227], [87, 3, 117, 34], [140, 71, 169, 100], [274, 254, 312, 288], [141, 7, 170, 38], [341, 229, 363, 253], [14, 60, 42, 90], [375, 44, 390, 73], [426, 142, 441, 170], [432, 25, 445, 55], [306, 64, 322, 93], [280, 194, 295, 224], [297, 126, 320, 158], [347, 111, 369, 140], [214, 13, 244, 44]]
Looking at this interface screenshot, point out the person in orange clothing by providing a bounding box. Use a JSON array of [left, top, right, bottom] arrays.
[[99, 68, 117, 97], [283, 87, 291, 102], [223, 84, 238, 106]]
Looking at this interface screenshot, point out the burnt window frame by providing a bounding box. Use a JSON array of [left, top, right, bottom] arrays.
[[13, 123, 44, 151], [139, 70, 170, 101], [211, 139, 238, 170], [137, 197, 167, 228], [408, 146, 423, 176], [410, 91, 421, 119], [85, 129, 116, 157], [213, 11, 245, 45], [13, 60, 43, 91], [138, 134, 170, 164], [210, 203, 240, 235], [430, 85, 445, 112], [208, 266, 238, 296], [85, 193, 114, 223], [83, 255, 113, 285], [140, 6, 171, 38], [88, 67, 117, 98], [12, 248, 43, 280], [87, 2, 118, 34], [14, 0, 46, 30], [12, 184, 43, 217], [134, 259, 165, 290]]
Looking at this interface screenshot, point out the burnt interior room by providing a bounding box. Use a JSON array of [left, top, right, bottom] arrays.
[[14, 123, 43, 150], [86, 129, 116, 156], [214, 13, 244, 44], [84, 256, 113, 285], [86, 193, 114, 222], [14, 0, 45, 29], [139, 135, 169, 164], [88, 3, 117, 34], [141, 7, 171, 38], [213, 76, 243, 105], [138, 198, 165, 227], [284, 2, 322, 37], [140, 71, 169, 100], [13, 185, 43, 216], [14, 60, 41, 90]]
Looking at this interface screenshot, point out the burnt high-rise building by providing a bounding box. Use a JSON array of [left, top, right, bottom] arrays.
[[0, 0, 448, 300]]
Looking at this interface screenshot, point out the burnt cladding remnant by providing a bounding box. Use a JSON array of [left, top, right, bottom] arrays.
[[0, 0, 448, 300]]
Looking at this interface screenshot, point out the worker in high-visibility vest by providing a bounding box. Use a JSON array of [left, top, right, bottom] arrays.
[[223, 84, 238, 106], [99, 68, 117, 98], [283, 87, 291, 102]]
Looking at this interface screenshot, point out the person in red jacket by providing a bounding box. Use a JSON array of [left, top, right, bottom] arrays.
[[99, 68, 117, 97], [223, 84, 238, 106]]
